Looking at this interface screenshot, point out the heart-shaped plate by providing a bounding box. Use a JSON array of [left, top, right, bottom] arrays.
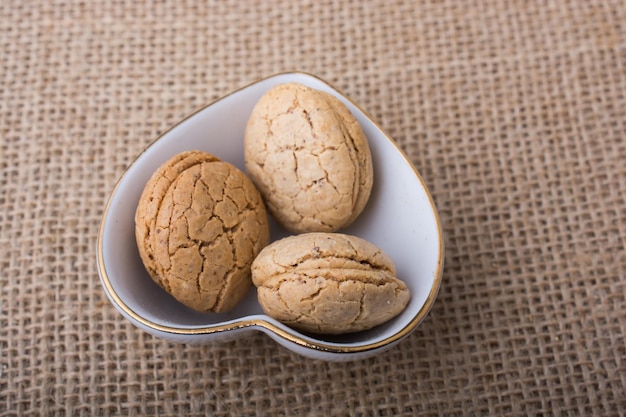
[[97, 72, 444, 361]]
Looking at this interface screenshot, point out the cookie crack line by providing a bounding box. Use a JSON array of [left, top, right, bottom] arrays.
[[288, 94, 299, 115], [300, 280, 325, 302], [214, 269, 233, 311], [277, 251, 393, 274], [213, 224, 241, 311], [305, 270, 399, 286], [351, 286, 367, 326], [195, 220, 206, 300], [267, 282, 300, 317], [323, 93, 362, 206], [314, 163, 340, 195], [260, 269, 400, 289], [264, 94, 301, 133], [340, 127, 361, 209], [301, 107, 315, 132], [264, 114, 274, 140]]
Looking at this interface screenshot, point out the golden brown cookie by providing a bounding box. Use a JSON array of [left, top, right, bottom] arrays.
[[135, 150, 270, 313], [244, 83, 373, 233], [251, 233, 410, 334]]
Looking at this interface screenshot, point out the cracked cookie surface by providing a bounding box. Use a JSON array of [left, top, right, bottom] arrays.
[[244, 83, 373, 233], [135, 150, 270, 313], [251, 233, 410, 334]]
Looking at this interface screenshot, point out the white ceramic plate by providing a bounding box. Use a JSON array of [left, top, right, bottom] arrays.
[[97, 72, 444, 361]]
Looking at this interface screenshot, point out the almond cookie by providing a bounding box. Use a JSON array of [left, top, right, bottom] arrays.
[[251, 233, 410, 334], [135, 150, 270, 313], [244, 83, 373, 233]]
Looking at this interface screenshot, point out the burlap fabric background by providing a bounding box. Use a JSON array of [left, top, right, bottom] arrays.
[[1, 0, 625, 415]]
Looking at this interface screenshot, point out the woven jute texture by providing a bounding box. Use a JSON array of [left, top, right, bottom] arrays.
[[1, 0, 625, 415]]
